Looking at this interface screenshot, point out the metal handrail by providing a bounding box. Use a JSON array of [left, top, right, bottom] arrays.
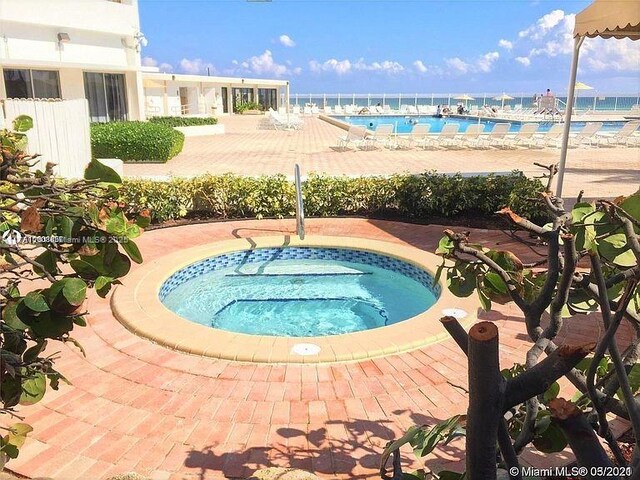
[[294, 164, 305, 240]]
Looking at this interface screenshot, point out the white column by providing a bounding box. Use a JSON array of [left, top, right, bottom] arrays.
[[556, 36, 584, 198]]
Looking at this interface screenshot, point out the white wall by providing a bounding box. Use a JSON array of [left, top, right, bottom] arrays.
[[0, 0, 139, 37]]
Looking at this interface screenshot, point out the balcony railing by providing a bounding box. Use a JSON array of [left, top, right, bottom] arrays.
[[286, 93, 640, 112]]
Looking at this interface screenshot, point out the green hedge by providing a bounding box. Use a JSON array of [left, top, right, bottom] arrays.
[[148, 116, 218, 127], [119, 171, 548, 224], [90, 121, 185, 163]]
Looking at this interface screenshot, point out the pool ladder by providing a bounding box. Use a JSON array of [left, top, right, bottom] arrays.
[[294, 164, 305, 240]]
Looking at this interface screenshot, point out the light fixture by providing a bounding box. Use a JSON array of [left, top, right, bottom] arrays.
[[57, 32, 70, 43]]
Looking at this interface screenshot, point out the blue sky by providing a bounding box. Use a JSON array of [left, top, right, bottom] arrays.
[[139, 1, 640, 95]]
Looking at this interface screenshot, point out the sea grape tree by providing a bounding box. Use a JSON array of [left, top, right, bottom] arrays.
[[381, 164, 640, 479], [0, 116, 148, 465]]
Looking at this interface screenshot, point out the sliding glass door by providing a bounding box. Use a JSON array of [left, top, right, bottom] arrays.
[[83, 72, 128, 122], [258, 88, 278, 110]]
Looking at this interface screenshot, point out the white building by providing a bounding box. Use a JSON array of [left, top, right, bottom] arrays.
[[0, 0, 289, 121]]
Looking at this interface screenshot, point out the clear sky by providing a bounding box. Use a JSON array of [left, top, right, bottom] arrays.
[[139, 0, 640, 95]]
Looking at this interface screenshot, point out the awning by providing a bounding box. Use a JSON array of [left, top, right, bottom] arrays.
[[573, 0, 640, 39]]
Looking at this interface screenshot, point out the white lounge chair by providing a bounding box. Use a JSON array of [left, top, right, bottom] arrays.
[[540, 123, 565, 148], [333, 105, 344, 114], [292, 105, 301, 115], [364, 124, 395, 150], [382, 105, 392, 114], [324, 105, 333, 114], [344, 105, 355, 115], [461, 124, 487, 148], [511, 123, 542, 148], [568, 122, 603, 148], [270, 112, 303, 130], [399, 124, 432, 149], [337, 125, 368, 150], [596, 121, 640, 147], [311, 105, 320, 115], [484, 123, 513, 149], [436, 124, 461, 148]]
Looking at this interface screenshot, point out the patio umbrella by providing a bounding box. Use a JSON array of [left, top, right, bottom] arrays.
[[556, 0, 640, 197], [493, 93, 514, 109], [454, 94, 475, 107], [573, 81, 594, 110]]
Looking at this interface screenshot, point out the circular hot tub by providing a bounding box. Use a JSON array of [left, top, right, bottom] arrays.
[[111, 235, 477, 363], [160, 247, 439, 337]]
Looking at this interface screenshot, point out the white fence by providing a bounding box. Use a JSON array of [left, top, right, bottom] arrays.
[[2, 98, 91, 179]]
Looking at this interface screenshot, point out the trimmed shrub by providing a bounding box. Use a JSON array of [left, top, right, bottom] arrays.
[[90, 121, 185, 163], [148, 116, 218, 127], [119, 171, 548, 225]]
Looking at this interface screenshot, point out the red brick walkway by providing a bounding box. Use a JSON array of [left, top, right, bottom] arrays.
[[7, 219, 633, 479]]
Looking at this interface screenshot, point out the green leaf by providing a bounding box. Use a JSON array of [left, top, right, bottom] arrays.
[[12, 115, 33, 133], [484, 272, 507, 294], [620, 192, 640, 223], [2, 302, 29, 331], [571, 202, 595, 224], [543, 382, 560, 403], [436, 236, 454, 255], [62, 278, 87, 306], [121, 239, 143, 264], [599, 234, 636, 267], [23, 292, 49, 313], [437, 471, 466, 480], [533, 422, 567, 453], [20, 373, 46, 405], [7, 423, 33, 449], [33, 250, 59, 276], [84, 159, 122, 184]]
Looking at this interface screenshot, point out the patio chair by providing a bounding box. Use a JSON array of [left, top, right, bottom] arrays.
[[436, 124, 462, 148], [568, 122, 603, 148], [461, 124, 487, 148], [311, 105, 320, 114], [336, 125, 368, 150], [511, 123, 543, 148], [363, 124, 396, 150], [382, 105, 392, 114], [483, 123, 513, 149], [303, 106, 312, 115], [323, 105, 333, 114], [333, 105, 344, 114], [398, 124, 432, 149], [541, 123, 565, 148], [596, 121, 640, 147], [292, 105, 301, 115]]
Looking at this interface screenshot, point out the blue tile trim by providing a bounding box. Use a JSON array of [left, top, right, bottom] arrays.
[[159, 247, 440, 301]]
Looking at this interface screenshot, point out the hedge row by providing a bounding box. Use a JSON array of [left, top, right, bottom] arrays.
[[148, 116, 218, 127], [119, 171, 548, 224], [90, 121, 185, 163]]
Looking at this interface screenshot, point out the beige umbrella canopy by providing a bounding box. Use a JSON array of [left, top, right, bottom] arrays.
[[493, 93, 515, 109], [556, 0, 640, 197], [454, 94, 475, 108], [574, 0, 640, 39]]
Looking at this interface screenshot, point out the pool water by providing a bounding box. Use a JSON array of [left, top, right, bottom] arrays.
[[161, 255, 437, 337], [334, 115, 625, 134]]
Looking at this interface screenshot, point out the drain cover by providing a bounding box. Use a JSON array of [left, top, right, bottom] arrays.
[[291, 343, 321, 356], [442, 308, 468, 319]]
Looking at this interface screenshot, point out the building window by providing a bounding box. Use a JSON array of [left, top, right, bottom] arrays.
[[83, 72, 128, 122], [258, 88, 278, 110], [3, 69, 61, 99], [232, 87, 254, 111]]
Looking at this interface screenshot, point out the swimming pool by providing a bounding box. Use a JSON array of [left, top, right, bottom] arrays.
[[160, 247, 438, 337], [333, 115, 626, 134]]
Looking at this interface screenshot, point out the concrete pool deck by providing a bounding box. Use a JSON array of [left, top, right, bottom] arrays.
[[7, 218, 634, 480], [123, 115, 640, 200]]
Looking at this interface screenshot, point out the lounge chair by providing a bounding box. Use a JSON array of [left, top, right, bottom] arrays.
[[399, 124, 432, 149], [596, 121, 640, 147], [333, 105, 344, 114], [541, 123, 565, 148], [436, 124, 462, 148], [382, 105, 392, 114], [511, 123, 542, 148], [364, 124, 396, 150], [461, 124, 487, 148], [337, 125, 368, 150], [568, 122, 603, 148], [270, 112, 303, 130], [483, 123, 513, 149], [344, 105, 355, 115], [292, 105, 301, 115], [324, 105, 333, 114], [311, 105, 320, 115]]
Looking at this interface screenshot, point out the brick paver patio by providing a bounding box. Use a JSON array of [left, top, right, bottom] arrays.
[[7, 218, 634, 480], [124, 115, 640, 199]]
